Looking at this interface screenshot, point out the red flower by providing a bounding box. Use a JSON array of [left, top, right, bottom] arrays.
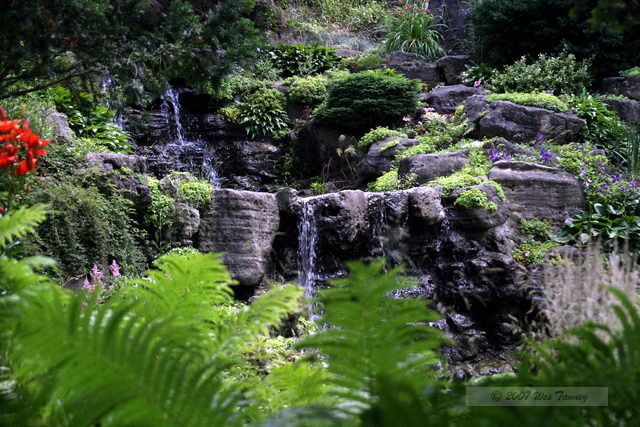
[[0, 108, 50, 176]]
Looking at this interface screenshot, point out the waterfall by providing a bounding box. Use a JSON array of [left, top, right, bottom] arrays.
[[101, 75, 126, 130], [298, 200, 319, 301], [160, 88, 221, 188], [161, 88, 185, 145]]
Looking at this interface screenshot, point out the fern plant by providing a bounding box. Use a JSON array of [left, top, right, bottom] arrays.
[[299, 259, 452, 425], [1, 250, 302, 426]]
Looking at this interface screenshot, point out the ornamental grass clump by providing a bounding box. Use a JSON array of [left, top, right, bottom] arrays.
[[383, 1, 445, 61]]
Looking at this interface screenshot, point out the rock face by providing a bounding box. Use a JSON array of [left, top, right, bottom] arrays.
[[398, 149, 470, 184], [297, 121, 353, 176], [387, 51, 442, 88], [408, 186, 445, 225], [423, 84, 485, 113], [44, 109, 74, 142], [199, 189, 280, 286], [359, 137, 420, 180], [435, 56, 473, 85], [163, 203, 200, 246], [488, 161, 586, 221], [600, 97, 640, 125], [464, 95, 584, 144], [215, 140, 281, 191], [86, 153, 148, 174], [429, 0, 473, 54], [448, 184, 509, 230], [601, 75, 640, 101]]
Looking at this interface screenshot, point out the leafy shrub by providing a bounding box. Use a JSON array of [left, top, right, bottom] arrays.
[[488, 52, 591, 95], [286, 76, 328, 106], [341, 50, 384, 72], [146, 177, 175, 240], [238, 88, 290, 139], [269, 43, 339, 77], [621, 66, 640, 77], [314, 70, 421, 132], [307, 0, 388, 31], [519, 217, 553, 240], [556, 202, 640, 254], [212, 70, 270, 101], [513, 239, 559, 264], [220, 105, 241, 123], [428, 172, 483, 196], [367, 168, 417, 191], [25, 179, 146, 278], [179, 179, 212, 205], [471, 0, 640, 80], [383, 2, 445, 61], [562, 93, 629, 165], [359, 126, 407, 149], [454, 188, 497, 211], [460, 62, 496, 87], [487, 93, 569, 112]]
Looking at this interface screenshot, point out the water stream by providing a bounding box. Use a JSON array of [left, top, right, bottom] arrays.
[[160, 88, 221, 187], [297, 200, 319, 301]]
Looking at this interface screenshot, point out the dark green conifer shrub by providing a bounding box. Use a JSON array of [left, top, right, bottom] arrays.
[[314, 70, 420, 132]]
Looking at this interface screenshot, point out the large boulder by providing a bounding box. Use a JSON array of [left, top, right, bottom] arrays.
[[448, 184, 509, 230], [86, 152, 148, 174], [387, 51, 442, 88], [398, 149, 470, 184], [435, 55, 473, 85], [163, 202, 200, 246], [601, 75, 640, 101], [488, 161, 586, 221], [408, 186, 445, 225], [359, 137, 420, 181], [43, 109, 74, 142], [422, 84, 485, 114], [600, 97, 640, 125], [199, 189, 280, 286], [464, 95, 584, 144], [216, 140, 281, 181]]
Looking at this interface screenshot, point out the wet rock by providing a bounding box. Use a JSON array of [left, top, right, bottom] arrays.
[[488, 161, 586, 221], [398, 149, 470, 184], [435, 55, 473, 85], [199, 189, 280, 286], [163, 202, 200, 245], [276, 187, 303, 217], [464, 95, 584, 144], [387, 51, 442, 88], [312, 190, 369, 255], [408, 186, 445, 225], [448, 183, 509, 230], [216, 140, 281, 181], [359, 137, 420, 181], [86, 152, 148, 174], [601, 75, 640, 101], [422, 84, 485, 114], [600, 97, 640, 125]]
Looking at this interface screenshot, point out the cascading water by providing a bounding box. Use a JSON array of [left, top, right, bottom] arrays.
[[101, 75, 126, 130], [159, 88, 221, 187], [298, 200, 319, 301]]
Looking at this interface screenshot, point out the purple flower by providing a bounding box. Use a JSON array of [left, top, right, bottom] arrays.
[[536, 133, 545, 143], [489, 151, 511, 162], [564, 217, 574, 226], [538, 146, 555, 165], [110, 260, 121, 278], [611, 173, 621, 183]]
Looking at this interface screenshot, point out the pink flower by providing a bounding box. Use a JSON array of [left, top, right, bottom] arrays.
[[417, 121, 423, 126], [422, 107, 435, 113], [402, 116, 412, 122], [110, 260, 121, 278], [474, 80, 482, 87]]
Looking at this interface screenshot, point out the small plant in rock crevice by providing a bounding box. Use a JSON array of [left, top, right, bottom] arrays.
[[454, 187, 497, 212], [238, 88, 290, 139]]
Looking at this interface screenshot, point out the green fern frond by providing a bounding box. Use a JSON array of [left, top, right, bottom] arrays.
[[5, 285, 246, 427], [300, 259, 448, 416], [214, 284, 303, 355], [123, 252, 235, 333], [0, 256, 56, 294], [0, 204, 48, 250]]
